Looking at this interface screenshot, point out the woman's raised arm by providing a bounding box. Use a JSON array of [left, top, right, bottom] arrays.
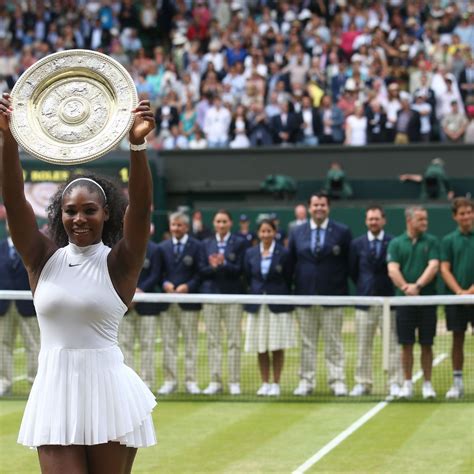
[[108, 100, 155, 304], [0, 93, 56, 283]]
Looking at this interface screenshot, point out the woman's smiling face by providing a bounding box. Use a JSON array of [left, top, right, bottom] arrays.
[[61, 186, 109, 246]]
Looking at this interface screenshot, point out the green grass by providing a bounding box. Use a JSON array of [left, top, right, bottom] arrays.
[[1, 400, 473, 473]]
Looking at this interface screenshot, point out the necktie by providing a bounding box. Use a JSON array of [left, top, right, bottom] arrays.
[[312, 227, 321, 255], [370, 239, 381, 258], [370, 239, 377, 258], [175, 241, 182, 259]]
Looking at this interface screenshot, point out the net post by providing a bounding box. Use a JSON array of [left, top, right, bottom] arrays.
[[382, 298, 391, 372]]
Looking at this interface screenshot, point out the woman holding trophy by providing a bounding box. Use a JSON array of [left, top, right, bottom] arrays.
[[1, 82, 157, 472]]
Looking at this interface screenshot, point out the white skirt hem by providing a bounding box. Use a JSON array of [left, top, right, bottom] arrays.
[[17, 345, 157, 448]]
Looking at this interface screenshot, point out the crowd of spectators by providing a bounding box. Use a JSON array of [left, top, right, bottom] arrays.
[[1, 1, 474, 149]]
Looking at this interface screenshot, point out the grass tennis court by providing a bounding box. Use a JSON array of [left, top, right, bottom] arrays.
[[1, 400, 473, 473]]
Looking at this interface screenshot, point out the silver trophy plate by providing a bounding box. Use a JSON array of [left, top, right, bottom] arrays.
[[10, 49, 138, 165]]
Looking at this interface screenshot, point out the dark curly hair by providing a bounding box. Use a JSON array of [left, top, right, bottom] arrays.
[[47, 173, 128, 248]]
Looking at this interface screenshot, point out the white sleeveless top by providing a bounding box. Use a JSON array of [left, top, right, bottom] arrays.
[[34, 242, 127, 350], [18, 242, 157, 448]]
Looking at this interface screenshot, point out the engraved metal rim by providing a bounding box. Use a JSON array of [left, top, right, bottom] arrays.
[[10, 49, 138, 165]]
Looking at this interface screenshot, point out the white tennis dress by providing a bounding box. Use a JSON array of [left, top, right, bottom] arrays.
[[18, 242, 157, 448]]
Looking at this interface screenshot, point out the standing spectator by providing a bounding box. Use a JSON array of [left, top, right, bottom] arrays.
[[200, 210, 247, 395], [319, 95, 345, 144], [248, 101, 273, 146], [203, 95, 231, 148], [157, 212, 203, 395], [440, 197, 474, 399], [237, 214, 256, 248], [297, 94, 322, 146], [179, 96, 197, 143], [366, 99, 387, 143], [163, 124, 189, 150], [289, 192, 352, 396], [387, 206, 440, 399], [202, 39, 225, 75], [385, 83, 402, 142], [394, 92, 420, 144], [244, 219, 296, 397], [349, 206, 402, 397], [225, 35, 247, 67], [340, 22, 361, 60], [458, 55, 474, 108], [337, 81, 358, 118], [442, 100, 469, 143], [190, 210, 212, 241], [229, 104, 251, 149], [288, 204, 308, 232], [464, 106, 474, 143], [0, 223, 40, 396], [345, 102, 367, 146], [411, 91, 434, 142], [270, 213, 287, 246], [188, 127, 208, 149], [196, 91, 213, 132], [119, 239, 161, 392], [155, 94, 180, 143], [270, 100, 300, 146]]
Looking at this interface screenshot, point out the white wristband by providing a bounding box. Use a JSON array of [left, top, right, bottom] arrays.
[[130, 140, 147, 152]]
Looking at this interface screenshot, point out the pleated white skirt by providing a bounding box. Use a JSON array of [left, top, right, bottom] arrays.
[[18, 345, 157, 448], [245, 305, 297, 353]]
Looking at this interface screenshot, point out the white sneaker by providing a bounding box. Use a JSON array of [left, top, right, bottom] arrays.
[[349, 383, 369, 397], [398, 381, 414, 399], [157, 381, 177, 395], [185, 382, 201, 394], [293, 380, 313, 396], [332, 382, 348, 397], [203, 382, 222, 395], [422, 381, 436, 400], [268, 383, 280, 396], [389, 383, 401, 398], [257, 383, 271, 396], [446, 385, 464, 399], [229, 383, 241, 395]]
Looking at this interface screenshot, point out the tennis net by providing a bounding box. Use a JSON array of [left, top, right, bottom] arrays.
[[1, 291, 473, 401]]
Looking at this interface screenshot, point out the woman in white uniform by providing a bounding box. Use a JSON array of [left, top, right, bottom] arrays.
[[0, 92, 156, 473]]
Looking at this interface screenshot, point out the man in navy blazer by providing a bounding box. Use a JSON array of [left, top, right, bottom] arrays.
[[200, 210, 247, 395], [157, 212, 203, 395], [289, 192, 351, 396], [119, 237, 161, 392], [348, 205, 402, 397], [0, 230, 39, 396]]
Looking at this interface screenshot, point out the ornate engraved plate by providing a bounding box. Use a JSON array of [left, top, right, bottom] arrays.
[[10, 50, 138, 165]]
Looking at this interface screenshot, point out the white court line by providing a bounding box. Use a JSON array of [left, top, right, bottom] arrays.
[[292, 353, 448, 474]]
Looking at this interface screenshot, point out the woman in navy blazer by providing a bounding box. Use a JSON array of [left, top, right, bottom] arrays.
[[200, 210, 247, 395], [243, 219, 296, 397]]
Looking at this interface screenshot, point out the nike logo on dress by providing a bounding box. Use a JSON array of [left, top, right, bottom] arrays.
[[68, 263, 82, 267]]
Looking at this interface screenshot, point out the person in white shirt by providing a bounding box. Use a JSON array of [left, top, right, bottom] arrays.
[[411, 91, 433, 142], [203, 95, 231, 148], [385, 83, 402, 142], [345, 102, 368, 146], [163, 124, 189, 150]]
